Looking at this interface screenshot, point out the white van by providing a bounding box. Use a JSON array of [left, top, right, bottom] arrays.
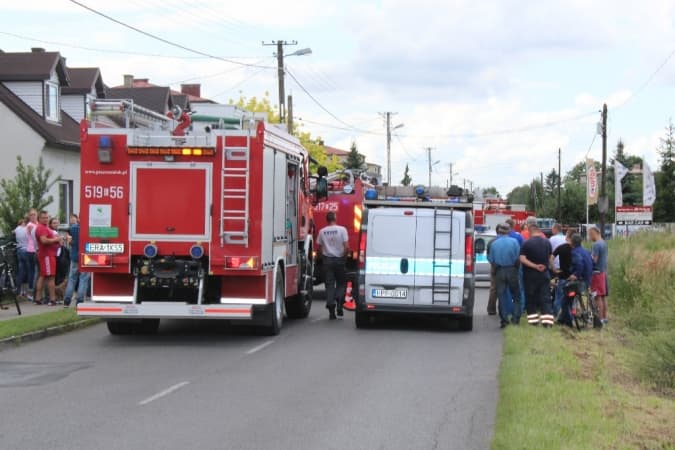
[[356, 200, 481, 331]]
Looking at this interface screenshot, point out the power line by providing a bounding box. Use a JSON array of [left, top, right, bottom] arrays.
[[165, 57, 274, 85], [615, 46, 675, 109], [67, 0, 274, 69], [285, 67, 358, 130], [0, 31, 213, 59], [209, 66, 272, 100]]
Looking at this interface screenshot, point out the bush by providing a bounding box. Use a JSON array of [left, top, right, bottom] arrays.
[[608, 232, 675, 389]]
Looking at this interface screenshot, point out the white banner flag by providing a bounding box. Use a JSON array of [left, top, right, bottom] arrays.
[[614, 161, 629, 207], [586, 158, 598, 205], [643, 161, 656, 206]]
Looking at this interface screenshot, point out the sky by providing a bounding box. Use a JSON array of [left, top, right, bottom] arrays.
[[2, 0, 675, 196]]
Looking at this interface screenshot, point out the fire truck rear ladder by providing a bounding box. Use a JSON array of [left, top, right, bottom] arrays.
[[431, 208, 454, 305], [221, 133, 251, 246], [90, 99, 171, 129]]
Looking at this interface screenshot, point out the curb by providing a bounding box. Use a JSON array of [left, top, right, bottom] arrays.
[[0, 318, 101, 351]]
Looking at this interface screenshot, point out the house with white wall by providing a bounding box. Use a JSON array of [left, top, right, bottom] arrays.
[[0, 48, 104, 223]]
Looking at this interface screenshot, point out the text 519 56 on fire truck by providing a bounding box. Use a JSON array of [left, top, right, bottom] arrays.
[[77, 100, 315, 335]]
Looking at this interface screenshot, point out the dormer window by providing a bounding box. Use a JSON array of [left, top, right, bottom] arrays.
[[45, 81, 60, 122]]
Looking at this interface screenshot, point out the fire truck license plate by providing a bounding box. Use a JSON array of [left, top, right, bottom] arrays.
[[372, 288, 408, 298], [85, 243, 125, 254]]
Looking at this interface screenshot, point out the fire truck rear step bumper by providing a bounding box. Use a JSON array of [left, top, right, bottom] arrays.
[[77, 302, 252, 319]]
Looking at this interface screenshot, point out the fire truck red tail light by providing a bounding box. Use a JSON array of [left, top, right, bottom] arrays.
[[82, 254, 112, 267], [225, 257, 258, 269]]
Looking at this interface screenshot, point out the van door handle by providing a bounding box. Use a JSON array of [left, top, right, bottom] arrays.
[[400, 258, 409, 274]]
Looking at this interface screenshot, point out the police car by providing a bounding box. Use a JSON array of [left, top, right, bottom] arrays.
[[355, 191, 482, 331]]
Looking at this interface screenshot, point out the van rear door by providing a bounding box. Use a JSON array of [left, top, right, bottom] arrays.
[[413, 209, 465, 306], [365, 209, 416, 305]]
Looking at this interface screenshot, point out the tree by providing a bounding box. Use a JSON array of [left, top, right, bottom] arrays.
[[543, 169, 558, 197], [506, 184, 530, 206], [654, 119, 675, 222], [0, 156, 58, 235], [481, 186, 500, 198], [345, 141, 365, 170], [401, 164, 412, 186], [228, 93, 341, 172]]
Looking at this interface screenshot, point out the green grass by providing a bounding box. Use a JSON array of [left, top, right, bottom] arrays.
[[0, 308, 89, 339], [493, 325, 674, 449], [493, 231, 675, 449]]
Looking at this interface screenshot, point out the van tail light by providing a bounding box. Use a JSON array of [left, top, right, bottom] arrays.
[[465, 233, 474, 273], [358, 231, 367, 270]]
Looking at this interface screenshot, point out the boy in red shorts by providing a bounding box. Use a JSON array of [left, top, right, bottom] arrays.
[[34, 211, 63, 306]]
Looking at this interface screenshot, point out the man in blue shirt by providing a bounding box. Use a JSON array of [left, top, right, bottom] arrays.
[[559, 233, 593, 326], [63, 214, 91, 307], [488, 223, 522, 328]]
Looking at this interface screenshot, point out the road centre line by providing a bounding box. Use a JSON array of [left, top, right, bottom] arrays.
[[245, 340, 275, 355], [138, 381, 190, 406]]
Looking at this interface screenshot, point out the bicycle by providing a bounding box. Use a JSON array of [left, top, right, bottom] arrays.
[[0, 241, 22, 315], [563, 280, 601, 331]]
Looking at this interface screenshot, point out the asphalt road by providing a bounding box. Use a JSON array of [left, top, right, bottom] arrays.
[[0, 284, 501, 450]]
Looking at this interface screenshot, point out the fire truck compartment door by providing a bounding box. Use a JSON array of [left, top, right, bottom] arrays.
[[130, 162, 212, 241]]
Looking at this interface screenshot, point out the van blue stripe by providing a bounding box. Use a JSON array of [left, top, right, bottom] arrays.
[[365, 257, 465, 277]]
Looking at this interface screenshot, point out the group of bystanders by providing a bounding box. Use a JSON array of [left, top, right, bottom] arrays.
[[487, 217, 609, 329]]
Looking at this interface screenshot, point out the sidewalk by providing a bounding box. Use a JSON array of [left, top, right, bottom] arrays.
[[0, 298, 77, 322]]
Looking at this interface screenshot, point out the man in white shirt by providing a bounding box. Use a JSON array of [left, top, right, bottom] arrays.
[[316, 212, 349, 320], [549, 223, 566, 270]]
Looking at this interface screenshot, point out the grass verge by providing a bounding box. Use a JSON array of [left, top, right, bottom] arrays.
[[493, 232, 675, 449], [0, 308, 88, 340], [493, 325, 674, 449]]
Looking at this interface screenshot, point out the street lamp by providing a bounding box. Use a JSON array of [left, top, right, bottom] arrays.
[[264, 41, 313, 124], [288, 48, 312, 57]]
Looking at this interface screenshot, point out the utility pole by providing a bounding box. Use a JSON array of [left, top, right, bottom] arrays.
[[599, 103, 608, 237], [557, 148, 562, 222], [287, 94, 293, 134], [426, 147, 433, 189], [381, 111, 399, 185], [386, 112, 391, 185], [262, 40, 297, 124], [448, 162, 454, 188]]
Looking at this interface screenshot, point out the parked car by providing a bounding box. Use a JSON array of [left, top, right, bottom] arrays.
[[474, 231, 497, 282]]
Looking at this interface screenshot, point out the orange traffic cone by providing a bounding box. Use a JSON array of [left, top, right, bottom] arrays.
[[343, 281, 356, 311]]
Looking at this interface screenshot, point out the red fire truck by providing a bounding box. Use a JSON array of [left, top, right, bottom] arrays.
[[76, 100, 314, 335], [311, 170, 370, 286]]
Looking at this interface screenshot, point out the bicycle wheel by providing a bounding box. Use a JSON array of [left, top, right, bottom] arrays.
[[589, 294, 602, 329], [573, 295, 589, 331]]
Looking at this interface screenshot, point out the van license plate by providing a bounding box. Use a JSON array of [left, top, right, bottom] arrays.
[[372, 288, 408, 298]]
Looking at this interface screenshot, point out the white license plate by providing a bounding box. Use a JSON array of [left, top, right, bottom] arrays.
[[372, 288, 408, 298], [85, 243, 125, 254]]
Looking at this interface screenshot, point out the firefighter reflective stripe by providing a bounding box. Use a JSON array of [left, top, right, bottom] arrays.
[[365, 257, 465, 277], [540, 314, 555, 326], [527, 313, 540, 325]]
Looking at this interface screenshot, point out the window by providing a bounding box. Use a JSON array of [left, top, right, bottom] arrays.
[[58, 180, 73, 223], [45, 82, 59, 121]]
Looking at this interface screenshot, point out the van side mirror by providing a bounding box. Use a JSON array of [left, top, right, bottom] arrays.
[[474, 238, 486, 254]]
